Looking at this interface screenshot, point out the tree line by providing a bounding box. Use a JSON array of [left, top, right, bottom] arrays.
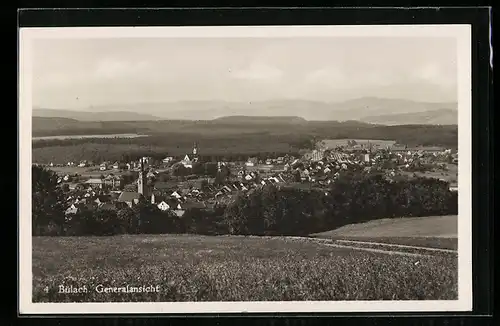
[[32, 144, 303, 165]]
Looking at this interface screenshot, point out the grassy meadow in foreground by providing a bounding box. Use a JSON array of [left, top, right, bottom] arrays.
[[33, 235, 457, 302]]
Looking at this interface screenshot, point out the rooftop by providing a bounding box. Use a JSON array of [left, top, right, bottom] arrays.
[[117, 191, 142, 202], [85, 178, 103, 184]]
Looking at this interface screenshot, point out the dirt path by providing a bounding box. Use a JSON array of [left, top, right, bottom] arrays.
[[225, 234, 458, 258], [267, 235, 457, 257], [335, 239, 458, 254]]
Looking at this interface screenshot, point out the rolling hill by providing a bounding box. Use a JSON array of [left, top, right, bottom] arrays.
[[213, 115, 308, 124], [331, 98, 457, 122], [34, 97, 457, 123], [33, 108, 161, 121], [360, 109, 458, 125]]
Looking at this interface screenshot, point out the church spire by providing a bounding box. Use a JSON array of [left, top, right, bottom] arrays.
[[193, 142, 198, 156]]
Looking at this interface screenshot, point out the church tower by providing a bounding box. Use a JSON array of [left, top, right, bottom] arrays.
[[137, 158, 148, 198], [192, 142, 199, 162]]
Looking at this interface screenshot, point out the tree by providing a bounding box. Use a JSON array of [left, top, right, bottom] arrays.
[[192, 163, 204, 175], [172, 163, 189, 177], [117, 207, 136, 233], [123, 184, 137, 192], [61, 183, 70, 193], [219, 165, 231, 179], [214, 174, 224, 186], [204, 163, 218, 177], [158, 173, 170, 182], [200, 179, 209, 191], [32, 165, 65, 235]]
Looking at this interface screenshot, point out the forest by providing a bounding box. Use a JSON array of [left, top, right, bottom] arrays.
[[32, 119, 457, 164]]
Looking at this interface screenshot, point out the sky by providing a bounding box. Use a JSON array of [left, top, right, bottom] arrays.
[[32, 37, 457, 109]]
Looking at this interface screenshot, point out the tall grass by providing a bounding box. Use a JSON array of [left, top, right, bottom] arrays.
[[32, 235, 458, 302]]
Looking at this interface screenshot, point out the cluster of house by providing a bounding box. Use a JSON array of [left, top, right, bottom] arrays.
[[62, 167, 293, 218], [59, 141, 459, 218], [381, 147, 458, 170], [63, 183, 209, 217], [290, 144, 459, 189]]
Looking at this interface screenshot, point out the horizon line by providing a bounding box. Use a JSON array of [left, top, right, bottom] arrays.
[[32, 96, 459, 112]]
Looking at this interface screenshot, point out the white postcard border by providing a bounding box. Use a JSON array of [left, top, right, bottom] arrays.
[[18, 25, 472, 314]]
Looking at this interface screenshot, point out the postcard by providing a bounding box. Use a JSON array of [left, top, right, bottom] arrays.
[[19, 24, 472, 314]]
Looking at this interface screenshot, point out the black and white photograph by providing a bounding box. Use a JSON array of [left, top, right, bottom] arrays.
[[19, 25, 472, 314]]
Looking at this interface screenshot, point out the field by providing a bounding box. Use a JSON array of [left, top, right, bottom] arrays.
[[32, 133, 147, 141], [312, 215, 458, 250], [320, 139, 397, 149], [33, 233, 458, 302], [47, 166, 128, 178], [402, 164, 458, 185], [31, 134, 305, 164]]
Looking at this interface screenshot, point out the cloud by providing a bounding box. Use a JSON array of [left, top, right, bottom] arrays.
[[305, 66, 397, 89], [305, 67, 345, 86], [93, 59, 151, 79], [231, 62, 283, 81], [412, 63, 456, 87], [38, 72, 72, 86]]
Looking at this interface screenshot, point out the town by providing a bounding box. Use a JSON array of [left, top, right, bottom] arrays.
[[36, 139, 459, 219]]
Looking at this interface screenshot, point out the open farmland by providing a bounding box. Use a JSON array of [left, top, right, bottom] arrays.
[[320, 139, 397, 149], [312, 215, 458, 250], [402, 164, 458, 185], [32, 133, 147, 141], [33, 234, 458, 302], [31, 133, 307, 164], [47, 166, 128, 178]]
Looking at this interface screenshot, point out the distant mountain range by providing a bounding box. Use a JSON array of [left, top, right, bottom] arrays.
[[32, 108, 161, 122], [213, 115, 308, 124], [360, 109, 458, 126], [33, 97, 458, 125]]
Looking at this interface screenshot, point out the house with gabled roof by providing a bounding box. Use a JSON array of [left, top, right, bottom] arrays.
[[85, 178, 103, 189], [268, 177, 280, 183], [157, 201, 170, 211], [94, 195, 112, 206], [171, 191, 182, 199], [103, 174, 122, 189], [153, 181, 175, 192], [150, 194, 172, 211], [97, 203, 117, 211], [181, 154, 193, 168], [177, 200, 206, 210], [65, 204, 78, 215], [245, 157, 258, 167], [117, 191, 142, 208], [162, 156, 174, 163]]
